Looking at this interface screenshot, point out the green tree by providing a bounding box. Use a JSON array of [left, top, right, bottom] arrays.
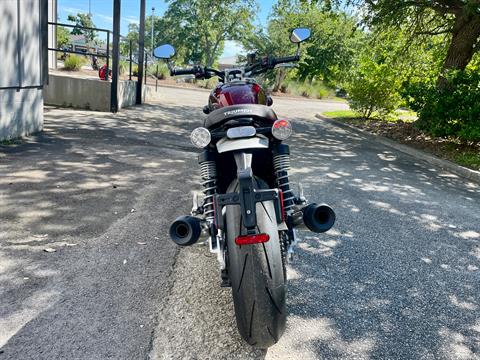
[[344, 28, 444, 118], [121, 23, 139, 56], [67, 13, 97, 43], [240, 12, 298, 91], [259, 1, 364, 85], [355, 0, 480, 86], [161, 0, 257, 67], [57, 25, 70, 48]]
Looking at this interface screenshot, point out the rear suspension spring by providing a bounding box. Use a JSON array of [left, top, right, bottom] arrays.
[[199, 160, 217, 222], [273, 150, 295, 213]]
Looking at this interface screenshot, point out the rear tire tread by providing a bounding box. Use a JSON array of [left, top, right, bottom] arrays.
[[248, 301, 256, 338], [237, 253, 249, 292], [265, 286, 283, 314], [267, 326, 277, 343], [226, 178, 286, 348], [262, 242, 273, 279]]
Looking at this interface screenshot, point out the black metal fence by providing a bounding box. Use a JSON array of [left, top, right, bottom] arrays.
[[47, 22, 155, 83], [47, 10, 158, 112]]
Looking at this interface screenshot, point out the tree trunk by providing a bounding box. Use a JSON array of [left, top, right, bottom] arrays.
[[273, 68, 286, 92], [438, 14, 480, 88]]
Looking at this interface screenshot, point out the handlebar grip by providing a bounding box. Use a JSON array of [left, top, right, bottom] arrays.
[[274, 55, 300, 65], [170, 67, 197, 76]]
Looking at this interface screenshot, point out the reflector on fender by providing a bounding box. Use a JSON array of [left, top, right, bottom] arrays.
[[235, 233, 270, 245]]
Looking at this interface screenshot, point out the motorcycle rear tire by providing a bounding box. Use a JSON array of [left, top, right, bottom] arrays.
[[225, 179, 286, 348]]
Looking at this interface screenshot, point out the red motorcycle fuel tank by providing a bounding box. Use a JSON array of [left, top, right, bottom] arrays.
[[209, 80, 269, 110]]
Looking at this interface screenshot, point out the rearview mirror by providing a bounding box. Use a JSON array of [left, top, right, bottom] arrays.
[[153, 44, 175, 59], [290, 28, 311, 43]]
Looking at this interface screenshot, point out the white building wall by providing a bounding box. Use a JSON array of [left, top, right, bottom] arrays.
[[0, 0, 44, 141]]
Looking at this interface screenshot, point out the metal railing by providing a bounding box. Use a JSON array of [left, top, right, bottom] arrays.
[[47, 22, 138, 81]]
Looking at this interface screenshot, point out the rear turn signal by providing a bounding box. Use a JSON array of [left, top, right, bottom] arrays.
[[190, 127, 211, 148], [235, 234, 270, 245], [272, 119, 292, 140]]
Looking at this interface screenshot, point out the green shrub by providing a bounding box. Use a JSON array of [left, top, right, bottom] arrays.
[[155, 62, 170, 80], [197, 77, 218, 89], [63, 55, 85, 71], [145, 62, 170, 80], [119, 60, 129, 75], [404, 69, 480, 141], [344, 54, 404, 119], [283, 80, 332, 99]]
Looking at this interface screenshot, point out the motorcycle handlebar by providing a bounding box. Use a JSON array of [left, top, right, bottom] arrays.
[[170, 54, 300, 78], [170, 66, 201, 76], [273, 55, 300, 65], [170, 66, 224, 79], [245, 54, 300, 73]]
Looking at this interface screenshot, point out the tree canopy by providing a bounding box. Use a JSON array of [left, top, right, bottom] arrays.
[[154, 0, 257, 66], [358, 0, 480, 83], [121, 0, 479, 140], [67, 13, 97, 43]]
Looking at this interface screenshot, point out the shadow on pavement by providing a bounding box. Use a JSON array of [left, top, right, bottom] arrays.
[[267, 121, 480, 359], [0, 103, 203, 358]]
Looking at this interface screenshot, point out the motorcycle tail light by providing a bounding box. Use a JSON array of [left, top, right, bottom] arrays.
[[190, 127, 211, 148], [272, 119, 292, 140], [235, 233, 270, 245]]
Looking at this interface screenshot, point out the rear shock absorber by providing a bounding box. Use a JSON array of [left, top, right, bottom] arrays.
[[273, 143, 295, 213], [198, 151, 217, 223]]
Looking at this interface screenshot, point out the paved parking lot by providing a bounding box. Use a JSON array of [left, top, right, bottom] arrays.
[[1, 87, 479, 359]]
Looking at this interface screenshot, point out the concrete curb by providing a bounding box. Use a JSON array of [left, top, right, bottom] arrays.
[[315, 113, 480, 184]]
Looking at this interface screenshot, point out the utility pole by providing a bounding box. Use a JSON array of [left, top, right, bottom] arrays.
[[111, 0, 121, 112], [136, 0, 146, 104], [88, 0, 91, 16], [151, 6, 155, 56]]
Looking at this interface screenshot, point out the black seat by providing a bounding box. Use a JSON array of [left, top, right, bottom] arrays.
[[204, 104, 277, 129]]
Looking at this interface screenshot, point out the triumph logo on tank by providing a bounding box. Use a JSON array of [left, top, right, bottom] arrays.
[[223, 109, 254, 117]]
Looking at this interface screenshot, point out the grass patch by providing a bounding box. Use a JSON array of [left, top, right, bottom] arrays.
[[323, 110, 480, 171], [323, 109, 417, 123], [63, 55, 86, 71], [282, 80, 335, 99], [394, 109, 417, 122], [323, 110, 361, 119], [452, 151, 480, 170], [0, 138, 22, 145]]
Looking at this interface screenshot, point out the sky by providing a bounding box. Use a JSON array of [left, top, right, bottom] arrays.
[[57, 0, 277, 58]]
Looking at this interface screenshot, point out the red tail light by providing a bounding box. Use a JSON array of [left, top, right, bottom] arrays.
[[235, 233, 270, 245], [274, 119, 289, 129]]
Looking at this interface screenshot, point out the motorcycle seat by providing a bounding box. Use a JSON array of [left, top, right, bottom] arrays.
[[204, 104, 277, 129]]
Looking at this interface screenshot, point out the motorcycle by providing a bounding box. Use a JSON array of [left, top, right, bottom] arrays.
[[154, 27, 336, 348]]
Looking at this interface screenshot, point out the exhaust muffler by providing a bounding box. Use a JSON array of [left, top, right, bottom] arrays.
[[169, 215, 203, 246], [292, 203, 336, 233]]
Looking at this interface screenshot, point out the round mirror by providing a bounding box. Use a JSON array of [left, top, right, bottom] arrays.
[[153, 44, 175, 59], [290, 28, 311, 43]]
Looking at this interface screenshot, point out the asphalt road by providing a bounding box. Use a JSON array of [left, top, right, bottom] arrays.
[[1, 87, 479, 360]]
